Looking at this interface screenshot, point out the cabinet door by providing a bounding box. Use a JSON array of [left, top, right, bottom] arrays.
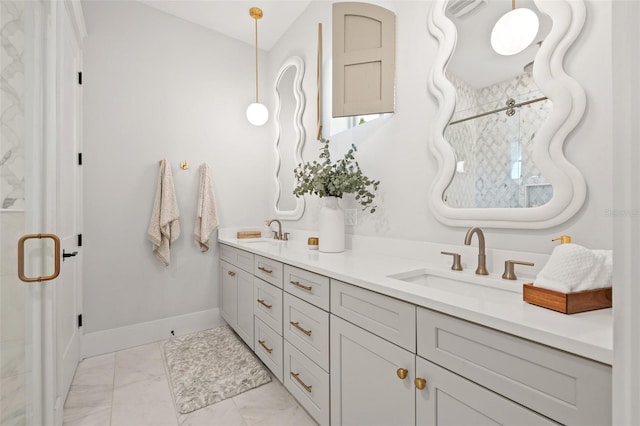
[[415, 357, 558, 426], [331, 315, 415, 426], [220, 261, 237, 328], [235, 270, 254, 349]]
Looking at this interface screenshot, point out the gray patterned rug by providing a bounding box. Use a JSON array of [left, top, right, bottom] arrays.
[[163, 325, 272, 414]]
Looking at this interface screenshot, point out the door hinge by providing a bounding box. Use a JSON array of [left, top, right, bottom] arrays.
[[78, 314, 83, 328], [78, 152, 82, 165], [78, 71, 83, 85], [77, 233, 83, 247]]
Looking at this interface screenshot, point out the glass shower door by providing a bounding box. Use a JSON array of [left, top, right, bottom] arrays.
[[1, 1, 47, 424]]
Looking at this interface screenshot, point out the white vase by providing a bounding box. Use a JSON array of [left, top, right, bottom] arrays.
[[319, 196, 345, 253]]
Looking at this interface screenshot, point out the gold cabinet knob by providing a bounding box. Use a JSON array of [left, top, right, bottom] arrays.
[[415, 377, 427, 390], [396, 368, 408, 380]]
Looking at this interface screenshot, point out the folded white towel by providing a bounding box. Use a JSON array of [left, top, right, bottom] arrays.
[[535, 244, 612, 293], [193, 163, 219, 252], [147, 159, 181, 266]]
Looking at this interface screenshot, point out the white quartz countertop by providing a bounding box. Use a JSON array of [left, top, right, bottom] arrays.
[[218, 235, 613, 365]]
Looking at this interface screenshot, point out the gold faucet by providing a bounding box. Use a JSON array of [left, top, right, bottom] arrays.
[[266, 219, 283, 240], [464, 227, 489, 275]]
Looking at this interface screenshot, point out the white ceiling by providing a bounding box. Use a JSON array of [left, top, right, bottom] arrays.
[[138, 0, 313, 51]]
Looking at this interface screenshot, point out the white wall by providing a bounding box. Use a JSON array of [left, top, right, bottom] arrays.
[[82, 0, 271, 335], [267, 0, 613, 254]]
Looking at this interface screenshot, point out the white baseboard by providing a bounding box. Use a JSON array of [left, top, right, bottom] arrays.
[[81, 308, 224, 358]]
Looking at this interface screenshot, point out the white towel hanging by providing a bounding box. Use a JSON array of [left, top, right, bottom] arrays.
[[193, 163, 219, 252], [147, 159, 181, 265]]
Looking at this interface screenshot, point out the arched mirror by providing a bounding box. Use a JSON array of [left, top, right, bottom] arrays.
[[428, 0, 587, 229], [273, 56, 305, 220]]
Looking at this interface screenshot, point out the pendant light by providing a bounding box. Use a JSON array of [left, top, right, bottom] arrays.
[[246, 7, 268, 126], [490, 0, 539, 56]]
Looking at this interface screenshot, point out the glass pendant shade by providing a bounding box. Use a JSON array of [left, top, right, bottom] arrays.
[[246, 102, 269, 126], [491, 8, 539, 56]]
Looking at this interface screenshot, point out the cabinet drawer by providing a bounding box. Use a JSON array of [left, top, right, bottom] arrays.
[[254, 278, 283, 335], [417, 308, 611, 425], [284, 293, 329, 372], [284, 341, 330, 426], [254, 316, 283, 382], [220, 244, 254, 273], [331, 279, 416, 352], [284, 265, 330, 311], [416, 357, 558, 425], [254, 255, 284, 288]]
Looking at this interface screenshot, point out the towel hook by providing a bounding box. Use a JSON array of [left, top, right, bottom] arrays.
[[180, 161, 189, 170]]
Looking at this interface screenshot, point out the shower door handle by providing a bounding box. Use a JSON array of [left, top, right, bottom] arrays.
[[18, 233, 61, 282]]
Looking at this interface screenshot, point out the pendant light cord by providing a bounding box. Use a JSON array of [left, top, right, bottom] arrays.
[[254, 16, 259, 103]]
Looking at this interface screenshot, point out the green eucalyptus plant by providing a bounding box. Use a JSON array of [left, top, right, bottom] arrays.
[[293, 138, 380, 213]]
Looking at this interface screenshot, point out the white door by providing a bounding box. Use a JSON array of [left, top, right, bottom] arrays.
[[54, 1, 83, 420]]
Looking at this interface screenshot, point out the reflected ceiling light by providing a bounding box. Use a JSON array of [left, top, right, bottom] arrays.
[[490, 0, 539, 56], [246, 7, 268, 126]]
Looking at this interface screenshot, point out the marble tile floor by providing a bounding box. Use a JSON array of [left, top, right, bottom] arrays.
[[62, 341, 317, 426]]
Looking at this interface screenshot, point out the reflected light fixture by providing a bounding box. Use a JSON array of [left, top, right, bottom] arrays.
[[246, 7, 268, 126], [490, 0, 539, 56]]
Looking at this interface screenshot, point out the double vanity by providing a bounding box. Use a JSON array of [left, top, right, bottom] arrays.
[[218, 231, 612, 426]]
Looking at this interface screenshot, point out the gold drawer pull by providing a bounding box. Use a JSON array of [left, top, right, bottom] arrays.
[[290, 280, 313, 291], [290, 372, 312, 393], [290, 321, 312, 336], [227, 271, 236, 277], [258, 266, 273, 274], [415, 377, 427, 390], [258, 340, 273, 354], [257, 299, 272, 309], [396, 368, 408, 380]]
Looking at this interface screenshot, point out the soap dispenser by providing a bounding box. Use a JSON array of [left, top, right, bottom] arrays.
[[552, 235, 572, 244]]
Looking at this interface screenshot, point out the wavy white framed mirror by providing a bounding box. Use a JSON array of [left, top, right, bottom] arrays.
[[427, 0, 587, 229], [274, 56, 306, 220]]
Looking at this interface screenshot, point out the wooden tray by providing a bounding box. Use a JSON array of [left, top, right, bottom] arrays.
[[523, 283, 612, 314], [237, 230, 262, 239]]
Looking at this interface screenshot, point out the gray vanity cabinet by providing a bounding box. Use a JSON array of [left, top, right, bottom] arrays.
[[331, 315, 415, 426], [218, 243, 612, 426], [417, 308, 611, 425], [330, 279, 417, 426], [219, 245, 255, 350], [220, 260, 254, 349], [220, 260, 237, 329], [415, 357, 558, 425]]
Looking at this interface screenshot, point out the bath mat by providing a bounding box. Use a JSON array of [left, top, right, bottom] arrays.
[[163, 325, 271, 414]]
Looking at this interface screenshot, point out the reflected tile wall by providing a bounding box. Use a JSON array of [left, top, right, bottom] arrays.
[[444, 72, 552, 208], [1, 1, 25, 210], [1, 1, 27, 425]]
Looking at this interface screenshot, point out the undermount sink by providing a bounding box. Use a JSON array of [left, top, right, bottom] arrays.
[[387, 268, 522, 297]]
